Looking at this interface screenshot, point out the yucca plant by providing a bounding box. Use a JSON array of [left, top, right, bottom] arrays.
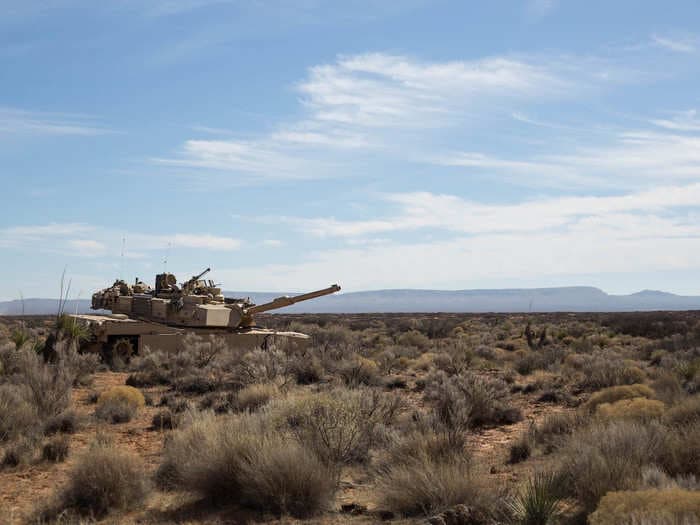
[[56, 314, 89, 344], [508, 471, 562, 525], [11, 328, 31, 350]]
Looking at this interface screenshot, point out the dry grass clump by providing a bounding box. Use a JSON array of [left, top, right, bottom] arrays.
[[570, 352, 647, 391], [597, 397, 666, 421], [234, 382, 278, 412], [374, 432, 490, 518], [585, 383, 655, 412], [42, 442, 147, 519], [42, 435, 70, 462], [158, 410, 334, 517], [0, 384, 38, 442], [1, 437, 38, 468], [424, 370, 521, 432], [589, 489, 700, 525], [337, 356, 379, 387], [556, 420, 667, 512], [95, 385, 145, 423], [664, 395, 700, 426], [272, 387, 401, 468]]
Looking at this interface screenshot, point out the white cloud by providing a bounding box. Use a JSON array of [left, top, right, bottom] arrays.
[[157, 52, 592, 179], [67, 239, 107, 256], [262, 239, 284, 247], [0, 108, 109, 136], [222, 221, 700, 291], [0, 223, 241, 254], [651, 34, 697, 53], [290, 183, 700, 238], [433, 125, 700, 187], [298, 53, 569, 128], [651, 109, 700, 131]]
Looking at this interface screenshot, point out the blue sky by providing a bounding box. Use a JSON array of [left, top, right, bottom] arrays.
[[2, 0, 700, 300]]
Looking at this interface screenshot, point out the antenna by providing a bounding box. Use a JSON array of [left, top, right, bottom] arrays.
[[163, 242, 171, 273], [119, 236, 126, 280]]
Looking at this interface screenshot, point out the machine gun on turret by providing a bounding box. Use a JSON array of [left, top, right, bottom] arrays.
[[182, 267, 212, 293]]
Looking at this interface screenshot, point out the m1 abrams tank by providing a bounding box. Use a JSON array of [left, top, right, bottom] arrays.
[[71, 268, 340, 362]]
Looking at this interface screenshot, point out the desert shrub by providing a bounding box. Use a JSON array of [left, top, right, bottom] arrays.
[[412, 352, 437, 371], [234, 383, 278, 412], [572, 352, 647, 391], [557, 420, 667, 512], [424, 371, 521, 432], [159, 411, 334, 517], [1, 437, 37, 468], [173, 372, 217, 393], [585, 383, 655, 412], [659, 421, 700, 477], [652, 372, 686, 405], [126, 370, 169, 388], [589, 489, 700, 525], [238, 348, 291, 385], [151, 410, 176, 430], [337, 356, 379, 387], [47, 442, 148, 518], [290, 354, 324, 384], [664, 395, 700, 426], [508, 471, 562, 525], [273, 388, 401, 468], [597, 397, 666, 421], [15, 349, 73, 417], [508, 433, 532, 464], [97, 385, 145, 411], [95, 398, 138, 423], [398, 330, 431, 349], [532, 412, 586, 454], [379, 429, 468, 468], [42, 435, 70, 462], [44, 409, 78, 435], [515, 346, 568, 376], [0, 384, 38, 442], [375, 446, 483, 517]]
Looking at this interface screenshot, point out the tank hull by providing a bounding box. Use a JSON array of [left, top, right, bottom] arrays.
[[70, 313, 310, 361]]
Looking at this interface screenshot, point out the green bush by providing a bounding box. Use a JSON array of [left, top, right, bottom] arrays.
[[508, 472, 562, 525]]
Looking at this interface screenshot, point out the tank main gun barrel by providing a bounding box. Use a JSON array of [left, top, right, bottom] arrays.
[[246, 284, 341, 315]]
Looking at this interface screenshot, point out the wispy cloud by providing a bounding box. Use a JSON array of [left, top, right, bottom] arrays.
[[650, 109, 700, 131], [0, 223, 241, 254], [0, 107, 110, 136], [432, 124, 700, 188], [289, 183, 700, 238], [651, 33, 697, 53], [157, 51, 600, 180]]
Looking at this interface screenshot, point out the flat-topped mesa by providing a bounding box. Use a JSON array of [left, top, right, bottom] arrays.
[[90, 268, 341, 330]]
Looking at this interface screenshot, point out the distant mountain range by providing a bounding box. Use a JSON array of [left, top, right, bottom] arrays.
[[2, 287, 700, 315]]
